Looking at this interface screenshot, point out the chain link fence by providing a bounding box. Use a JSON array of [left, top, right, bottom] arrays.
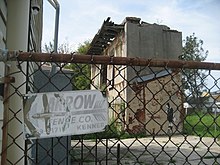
[[1, 51, 220, 164]]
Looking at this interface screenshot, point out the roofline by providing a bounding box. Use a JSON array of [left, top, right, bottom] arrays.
[[87, 17, 124, 55]]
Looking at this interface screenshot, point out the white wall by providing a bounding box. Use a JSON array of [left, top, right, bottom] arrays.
[[4, 0, 29, 164]]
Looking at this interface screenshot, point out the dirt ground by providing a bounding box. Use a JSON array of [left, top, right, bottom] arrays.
[[71, 135, 220, 165]]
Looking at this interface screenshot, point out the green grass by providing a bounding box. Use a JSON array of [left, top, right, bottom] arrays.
[[184, 112, 220, 138], [72, 112, 220, 140]]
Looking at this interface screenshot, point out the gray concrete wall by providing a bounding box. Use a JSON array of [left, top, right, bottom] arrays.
[[125, 18, 182, 85], [32, 69, 72, 164], [125, 20, 182, 59], [124, 18, 183, 135]]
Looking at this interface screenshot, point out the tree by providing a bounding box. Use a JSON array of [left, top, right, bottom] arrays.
[[43, 40, 91, 90], [43, 40, 74, 54], [64, 40, 91, 90], [43, 41, 54, 53], [76, 40, 90, 54], [179, 33, 209, 105]]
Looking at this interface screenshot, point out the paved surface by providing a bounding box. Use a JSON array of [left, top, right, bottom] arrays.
[[71, 135, 220, 165]]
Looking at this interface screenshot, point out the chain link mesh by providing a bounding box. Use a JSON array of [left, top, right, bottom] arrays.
[[1, 53, 220, 165]]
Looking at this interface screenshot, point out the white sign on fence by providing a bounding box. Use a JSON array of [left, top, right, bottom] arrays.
[[23, 90, 108, 139]]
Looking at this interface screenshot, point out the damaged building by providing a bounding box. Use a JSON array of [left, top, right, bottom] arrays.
[[88, 17, 183, 135]]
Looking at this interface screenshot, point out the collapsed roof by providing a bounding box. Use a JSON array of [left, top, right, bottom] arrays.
[[87, 17, 124, 55]]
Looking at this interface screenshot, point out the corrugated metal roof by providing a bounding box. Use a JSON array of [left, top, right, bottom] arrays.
[[136, 69, 172, 83]]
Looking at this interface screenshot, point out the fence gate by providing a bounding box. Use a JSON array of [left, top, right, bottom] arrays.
[[1, 51, 220, 165]]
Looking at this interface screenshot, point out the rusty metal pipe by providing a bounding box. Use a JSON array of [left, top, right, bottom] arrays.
[[2, 50, 220, 70]]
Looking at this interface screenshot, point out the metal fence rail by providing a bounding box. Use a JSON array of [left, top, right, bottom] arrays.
[[1, 51, 220, 165], [2, 51, 220, 69]]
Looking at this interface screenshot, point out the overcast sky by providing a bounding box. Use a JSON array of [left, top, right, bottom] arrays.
[[42, 0, 220, 63]]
